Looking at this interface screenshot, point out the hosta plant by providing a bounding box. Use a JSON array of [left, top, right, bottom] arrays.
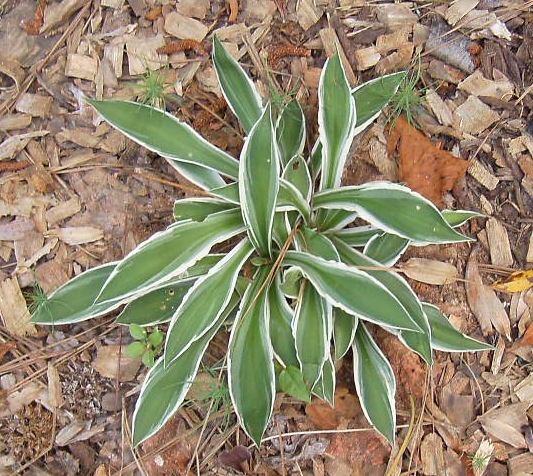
[[31, 38, 491, 447]]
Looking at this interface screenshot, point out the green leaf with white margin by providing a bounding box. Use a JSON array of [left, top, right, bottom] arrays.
[[317, 210, 358, 232], [277, 180, 311, 223], [210, 182, 240, 204], [443, 210, 484, 227], [269, 276, 298, 367], [86, 99, 239, 181], [333, 308, 358, 360], [164, 160, 227, 191], [228, 266, 275, 446], [96, 209, 246, 303], [293, 280, 331, 386], [276, 99, 305, 165], [314, 182, 471, 244], [164, 239, 254, 365], [282, 155, 312, 201], [423, 303, 493, 352], [173, 198, 237, 222], [296, 226, 339, 260], [30, 262, 121, 325], [116, 255, 225, 325], [333, 238, 432, 364], [364, 232, 410, 266], [318, 53, 356, 190], [278, 366, 311, 402], [353, 321, 396, 443], [132, 309, 227, 446], [212, 36, 262, 134], [352, 72, 406, 136], [239, 104, 280, 256], [312, 356, 336, 406], [284, 250, 422, 332], [328, 225, 381, 248]]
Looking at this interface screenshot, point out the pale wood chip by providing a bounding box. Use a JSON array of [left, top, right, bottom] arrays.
[[527, 232, 533, 263], [0, 217, 34, 241], [485, 218, 513, 267], [34, 257, 70, 294], [164, 12, 208, 42], [508, 452, 533, 476], [41, 0, 86, 33], [103, 41, 125, 80], [319, 28, 356, 86], [0, 131, 48, 161], [0, 57, 25, 90], [353, 46, 381, 71], [125, 34, 167, 75], [514, 374, 533, 404], [46, 226, 103, 245], [0, 382, 43, 417], [441, 384, 474, 427], [453, 95, 499, 135], [91, 345, 141, 382], [425, 89, 454, 127], [46, 198, 82, 226], [55, 420, 86, 446], [47, 363, 64, 409], [465, 251, 511, 340], [65, 53, 98, 81], [375, 27, 411, 54], [400, 258, 459, 285], [0, 277, 37, 336], [420, 433, 446, 476], [240, 0, 276, 22], [375, 43, 413, 75], [0, 114, 32, 131], [296, 0, 324, 31], [101, 0, 124, 7], [468, 159, 499, 190], [176, 0, 210, 19], [479, 402, 528, 448], [56, 128, 102, 148], [376, 4, 418, 30], [444, 0, 479, 26], [458, 69, 514, 101], [212, 24, 248, 43]]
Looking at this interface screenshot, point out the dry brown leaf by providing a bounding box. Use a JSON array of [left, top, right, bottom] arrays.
[[305, 386, 359, 430], [399, 257, 459, 285], [91, 345, 141, 382], [387, 116, 469, 206]]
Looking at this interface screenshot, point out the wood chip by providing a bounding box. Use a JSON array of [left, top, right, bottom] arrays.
[[468, 159, 499, 190], [465, 250, 511, 340], [47, 363, 64, 409], [425, 89, 454, 127], [420, 433, 446, 475], [125, 34, 167, 76], [376, 4, 418, 31], [458, 69, 514, 101], [55, 420, 86, 447], [441, 384, 474, 427], [0, 114, 32, 131], [103, 41, 124, 79], [445, 0, 479, 26], [41, 0, 86, 33], [176, 0, 210, 19], [454, 95, 499, 135], [34, 258, 70, 294], [65, 53, 98, 81], [15, 93, 53, 117], [479, 402, 528, 448], [508, 452, 533, 475], [353, 46, 381, 71], [486, 218, 513, 267], [296, 0, 324, 31], [46, 198, 82, 226], [164, 12, 209, 42], [527, 232, 533, 263], [319, 28, 356, 86], [0, 277, 37, 336], [91, 345, 141, 382], [101, 0, 124, 7], [0, 131, 49, 161], [400, 258, 459, 285]]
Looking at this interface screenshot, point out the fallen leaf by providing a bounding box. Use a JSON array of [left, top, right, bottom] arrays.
[[399, 257, 459, 285], [509, 323, 533, 352], [387, 115, 469, 206], [492, 270, 533, 293]]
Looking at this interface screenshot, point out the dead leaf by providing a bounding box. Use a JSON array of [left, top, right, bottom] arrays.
[[305, 386, 359, 430], [492, 270, 533, 293], [399, 257, 459, 285], [91, 345, 141, 382], [218, 445, 251, 471], [509, 323, 533, 352], [386, 116, 469, 206]]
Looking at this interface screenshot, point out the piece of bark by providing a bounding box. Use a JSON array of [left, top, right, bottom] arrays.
[[296, 0, 324, 31], [444, 0, 479, 26], [458, 69, 514, 101], [453, 95, 499, 135], [465, 249, 511, 340], [46, 227, 103, 245], [468, 159, 499, 190], [425, 89, 454, 126], [15, 93, 53, 117], [41, 0, 85, 33], [101, 0, 124, 7], [486, 218, 513, 267], [508, 453, 533, 476], [479, 402, 528, 449], [0, 277, 37, 336], [376, 4, 417, 31], [420, 433, 446, 476], [0, 131, 49, 160]]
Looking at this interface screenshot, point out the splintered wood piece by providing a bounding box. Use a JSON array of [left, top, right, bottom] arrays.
[[400, 258, 459, 285], [420, 433, 446, 475], [101, 0, 124, 7], [65, 54, 98, 81], [296, 0, 324, 31], [514, 374, 533, 404], [46, 227, 103, 245], [319, 28, 356, 86], [458, 69, 514, 101], [56, 128, 102, 148], [15, 93, 53, 117], [46, 198, 82, 226], [0, 277, 37, 336], [468, 159, 499, 190], [47, 363, 64, 409], [125, 35, 166, 75], [527, 232, 533, 263], [375, 27, 411, 55], [486, 218, 513, 267], [375, 43, 413, 75], [164, 12, 209, 42], [444, 0, 479, 26], [176, 0, 210, 19], [103, 41, 124, 79], [425, 89, 453, 127], [479, 402, 528, 448], [0, 131, 49, 161], [0, 114, 32, 131], [353, 46, 381, 71], [453, 95, 499, 134], [465, 250, 511, 340]]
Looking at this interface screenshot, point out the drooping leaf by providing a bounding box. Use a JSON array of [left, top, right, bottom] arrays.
[[277, 180, 311, 223], [333, 239, 432, 364], [318, 53, 356, 190], [239, 104, 280, 256], [173, 198, 237, 222], [284, 251, 422, 332], [353, 322, 396, 443], [442, 209, 484, 227], [328, 226, 381, 248], [212, 36, 262, 133], [87, 99, 239, 182], [352, 71, 406, 136], [228, 267, 275, 446], [269, 276, 298, 367], [96, 209, 245, 303], [277, 99, 306, 165], [317, 209, 358, 232], [163, 160, 227, 191], [132, 310, 226, 446], [278, 366, 311, 402], [333, 308, 358, 360], [312, 356, 336, 406], [364, 232, 410, 266], [423, 303, 493, 352], [282, 155, 312, 201], [164, 239, 253, 365], [30, 262, 122, 325], [293, 280, 331, 386], [314, 182, 470, 244]]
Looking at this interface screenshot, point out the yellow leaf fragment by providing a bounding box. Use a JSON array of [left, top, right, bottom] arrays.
[[492, 270, 533, 293]]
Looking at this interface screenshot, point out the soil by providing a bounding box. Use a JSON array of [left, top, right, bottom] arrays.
[[1, 0, 533, 475]]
